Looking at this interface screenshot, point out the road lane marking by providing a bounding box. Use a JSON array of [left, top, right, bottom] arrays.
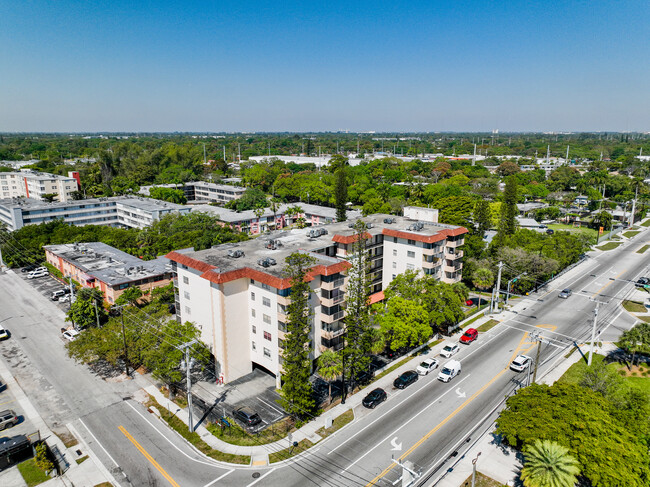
[[257, 397, 284, 415], [246, 467, 276, 486], [78, 419, 120, 469], [203, 469, 234, 487], [365, 368, 508, 486], [343, 375, 471, 472], [119, 425, 180, 487], [591, 268, 627, 298]]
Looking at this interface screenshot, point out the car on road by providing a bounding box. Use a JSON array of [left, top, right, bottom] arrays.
[[437, 360, 462, 383], [0, 327, 8, 340], [635, 277, 650, 288], [440, 344, 460, 358], [62, 329, 80, 342], [558, 288, 572, 299], [416, 358, 439, 376], [27, 267, 48, 279], [231, 406, 262, 428], [510, 355, 532, 372], [459, 328, 478, 344], [362, 388, 387, 408], [0, 410, 19, 430], [393, 371, 418, 389]]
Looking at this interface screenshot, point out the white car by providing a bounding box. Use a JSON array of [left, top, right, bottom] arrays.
[[0, 327, 8, 340], [416, 358, 439, 376], [440, 344, 460, 358], [62, 330, 80, 342], [510, 355, 532, 372], [27, 268, 48, 279], [58, 294, 72, 303]]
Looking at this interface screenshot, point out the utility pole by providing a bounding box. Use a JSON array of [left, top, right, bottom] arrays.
[[532, 332, 543, 383], [391, 458, 420, 487], [93, 299, 101, 328], [492, 262, 504, 312], [505, 272, 526, 305], [120, 309, 130, 377], [588, 302, 599, 366], [181, 340, 197, 432], [0, 245, 4, 269], [629, 185, 638, 227], [471, 452, 482, 487]]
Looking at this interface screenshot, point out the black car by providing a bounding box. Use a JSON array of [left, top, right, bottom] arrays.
[[393, 371, 418, 389], [635, 277, 650, 288], [546, 229, 554, 235], [232, 406, 262, 427], [362, 388, 387, 408], [21, 264, 38, 273]]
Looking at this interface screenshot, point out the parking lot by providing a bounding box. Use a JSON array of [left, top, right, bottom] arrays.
[[16, 270, 74, 315]]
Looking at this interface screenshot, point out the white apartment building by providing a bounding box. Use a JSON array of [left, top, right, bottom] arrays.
[[0, 196, 190, 231], [166, 213, 467, 386], [138, 181, 246, 205], [0, 170, 79, 202]]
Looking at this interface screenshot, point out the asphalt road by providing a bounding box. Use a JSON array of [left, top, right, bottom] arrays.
[[0, 227, 647, 487]]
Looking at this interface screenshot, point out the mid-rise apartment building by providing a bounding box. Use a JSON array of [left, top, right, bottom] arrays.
[[139, 181, 246, 205], [0, 196, 190, 231], [166, 212, 467, 386], [0, 170, 79, 202], [45, 242, 172, 305]]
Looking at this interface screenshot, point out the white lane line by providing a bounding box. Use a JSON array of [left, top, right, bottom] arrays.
[[78, 418, 120, 469], [124, 400, 221, 467], [343, 375, 471, 472], [246, 467, 276, 487], [203, 468, 234, 487], [257, 397, 284, 415], [506, 319, 579, 342]]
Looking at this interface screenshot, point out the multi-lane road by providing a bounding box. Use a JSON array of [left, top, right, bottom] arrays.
[[0, 226, 647, 487]]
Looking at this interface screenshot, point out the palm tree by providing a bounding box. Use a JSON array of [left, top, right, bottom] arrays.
[[520, 439, 580, 487], [472, 267, 494, 308], [317, 350, 342, 404]]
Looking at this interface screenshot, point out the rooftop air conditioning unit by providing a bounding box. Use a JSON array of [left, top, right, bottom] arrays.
[[228, 250, 244, 258]]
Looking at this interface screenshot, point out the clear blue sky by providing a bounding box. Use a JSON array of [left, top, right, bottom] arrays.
[[1, 0, 648, 132]]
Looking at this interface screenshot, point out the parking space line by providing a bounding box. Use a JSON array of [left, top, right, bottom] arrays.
[[257, 397, 284, 415]]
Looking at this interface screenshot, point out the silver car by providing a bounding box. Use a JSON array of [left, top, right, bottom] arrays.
[[558, 288, 572, 299]]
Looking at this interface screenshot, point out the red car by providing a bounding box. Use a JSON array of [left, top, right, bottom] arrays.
[[460, 328, 478, 344]]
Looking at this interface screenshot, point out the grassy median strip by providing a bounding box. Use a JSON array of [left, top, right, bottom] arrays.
[[476, 319, 499, 333], [623, 300, 646, 313], [624, 230, 641, 238], [146, 395, 250, 465], [638, 245, 650, 254], [269, 439, 314, 464], [206, 416, 295, 446], [597, 242, 622, 251], [642, 220, 650, 227], [316, 409, 354, 440]]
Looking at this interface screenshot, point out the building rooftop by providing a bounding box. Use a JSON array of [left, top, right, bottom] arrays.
[[0, 195, 186, 211], [44, 242, 171, 286]]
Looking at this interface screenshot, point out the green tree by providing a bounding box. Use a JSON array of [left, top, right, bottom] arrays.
[[617, 323, 650, 366], [330, 154, 348, 222], [496, 176, 518, 244], [115, 286, 144, 307], [472, 267, 494, 308], [280, 252, 316, 420], [316, 350, 342, 403], [149, 187, 187, 204], [521, 439, 580, 487], [593, 210, 613, 232], [34, 443, 54, 473], [66, 288, 108, 329], [41, 193, 58, 203], [225, 187, 268, 212], [473, 199, 492, 236], [376, 296, 431, 351]]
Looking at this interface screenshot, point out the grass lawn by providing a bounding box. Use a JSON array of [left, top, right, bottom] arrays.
[[477, 319, 500, 333], [637, 245, 650, 254], [624, 230, 641, 238], [548, 223, 598, 241], [560, 354, 650, 393], [269, 438, 314, 464], [373, 356, 413, 382], [17, 459, 50, 487], [559, 353, 610, 385], [459, 471, 505, 487], [75, 455, 89, 465], [316, 409, 354, 440], [637, 316, 650, 323], [206, 416, 295, 446], [146, 395, 251, 464], [623, 300, 646, 313], [596, 241, 622, 251], [642, 219, 650, 227]]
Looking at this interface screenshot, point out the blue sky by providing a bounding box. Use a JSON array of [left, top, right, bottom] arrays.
[[1, 0, 648, 132]]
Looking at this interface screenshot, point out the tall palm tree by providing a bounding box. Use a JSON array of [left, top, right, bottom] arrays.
[[317, 350, 342, 404], [521, 439, 580, 487], [472, 267, 494, 308]]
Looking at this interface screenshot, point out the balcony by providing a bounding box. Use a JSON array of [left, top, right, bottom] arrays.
[[322, 278, 346, 291], [446, 249, 464, 259], [320, 295, 345, 308], [321, 310, 346, 323], [446, 238, 465, 248], [321, 326, 346, 339]]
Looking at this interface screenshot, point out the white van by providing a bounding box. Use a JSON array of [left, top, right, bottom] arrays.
[[27, 267, 48, 279], [437, 360, 461, 383]]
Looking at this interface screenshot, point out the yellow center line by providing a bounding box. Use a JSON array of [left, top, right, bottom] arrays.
[[118, 426, 180, 487], [592, 268, 627, 298]]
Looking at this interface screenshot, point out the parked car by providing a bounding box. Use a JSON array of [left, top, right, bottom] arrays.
[[21, 264, 39, 273], [546, 229, 554, 235], [558, 288, 572, 299], [231, 406, 262, 427], [51, 289, 67, 301], [0, 327, 8, 340], [27, 268, 48, 279], [416, 358, 439, 376], [464, 297, 479, 307], [437, 360, 462, 383], [510, 355, 532, 372], [459, 328, 478, 344], [440, 344, 460, 358], [362, 388, 387, 408], [0, 410, 18, 430], [393, 371, 418, 389], [58, 294, 72, 303], [62, 329, 80, 341]]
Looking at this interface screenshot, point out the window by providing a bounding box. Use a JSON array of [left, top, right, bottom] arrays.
[[408, 239, 416, 246], [261, 283, 271, 291], [263, 348, 271, 358], [251, 309, 256, 317], [262, 297, 271, 307], [263, 314, 271, 324], [252, 341, 257, 351], [407, 251, 415, 258], [407, 263, 415, 270], [183, 291, 190, 300], [252, 324, 257, 333], [392, 274, 396, 279], [183, 276, 189, 284], [392, 262, 397, 269], [184, 306, 191, 315], [251, 292, 255, 301], [393, 249, 397, 256], [393, 237, 397, 243], [264, 331, 271, 341]]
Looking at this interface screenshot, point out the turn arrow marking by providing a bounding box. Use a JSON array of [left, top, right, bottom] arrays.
[[390, 437, 402, 451], [455, 387, 466, 398]]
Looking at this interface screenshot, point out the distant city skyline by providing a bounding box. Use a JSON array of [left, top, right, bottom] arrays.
[[1, 1, 648, 132]]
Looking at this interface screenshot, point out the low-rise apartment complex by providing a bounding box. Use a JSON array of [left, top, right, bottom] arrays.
[[45, 242, 173, 305], [166, 213, 467, 386], [0, 196, 190, 231], [139, 181, 246, 205], [0, 170, 80, 202]]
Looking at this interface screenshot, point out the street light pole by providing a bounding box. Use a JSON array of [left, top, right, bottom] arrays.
[[471, 452, 482, 487]]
